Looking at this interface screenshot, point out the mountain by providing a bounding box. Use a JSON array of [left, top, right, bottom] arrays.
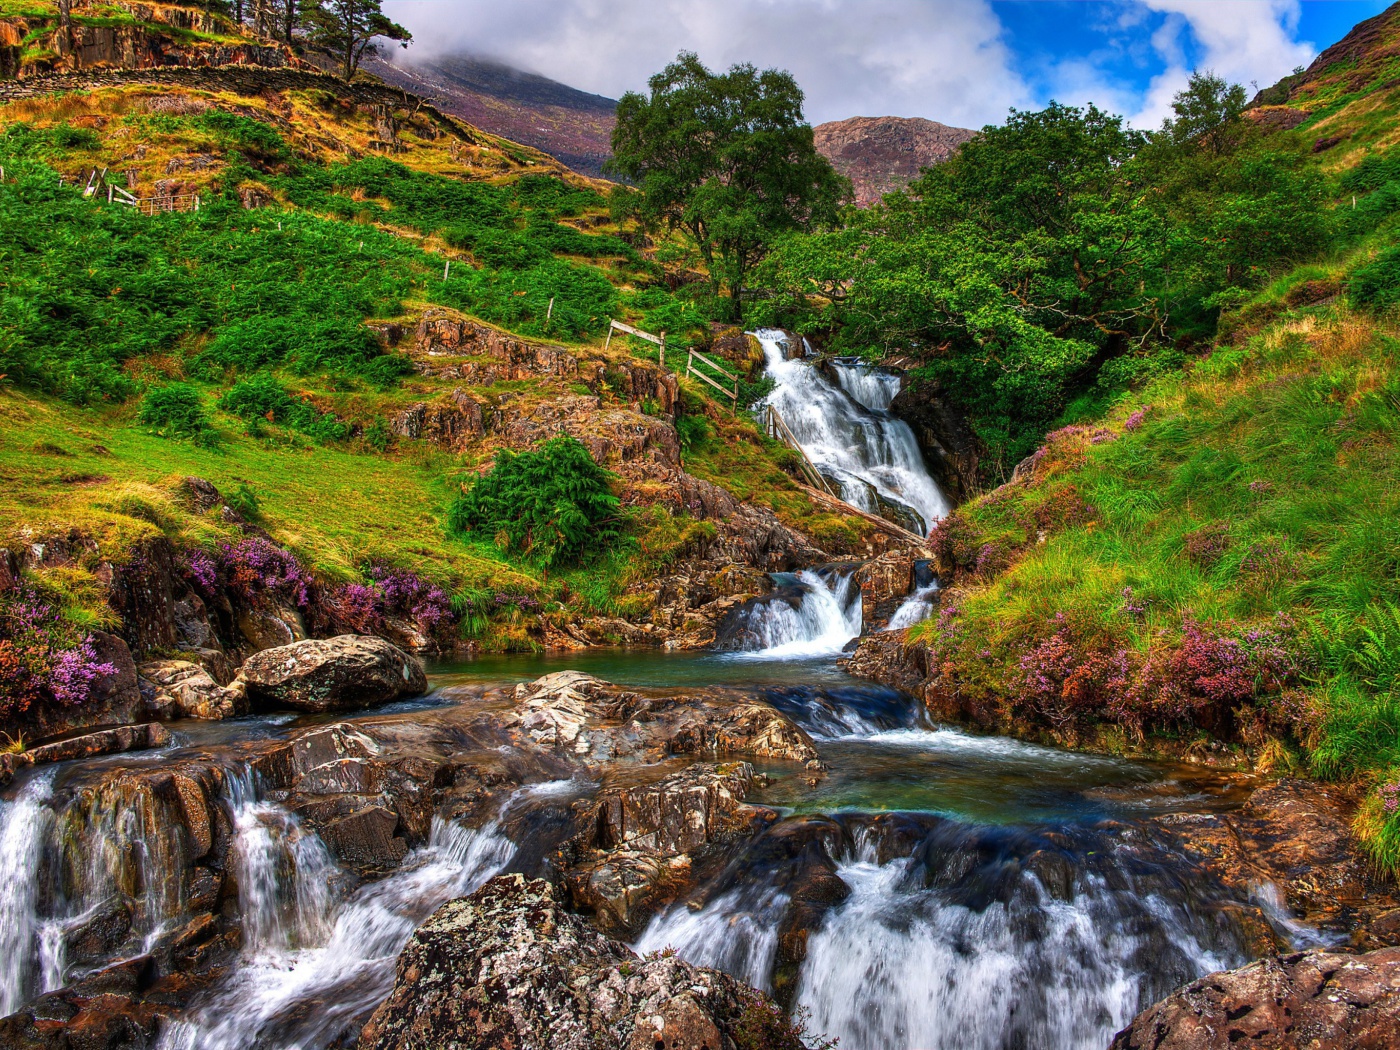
[[363, 52, 617, 178], [813, 115, 977, 206], [1248, 0, 1400, 161]]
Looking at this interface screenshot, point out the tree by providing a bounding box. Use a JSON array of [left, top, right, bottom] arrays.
[[298, 0, 410, 81], [1159, 70, 1249, 157], [609, 52, 849, 321]]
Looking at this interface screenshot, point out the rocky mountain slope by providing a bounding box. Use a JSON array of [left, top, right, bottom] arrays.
[[813, 115, 976, 206], [362, 52, 618, 178]]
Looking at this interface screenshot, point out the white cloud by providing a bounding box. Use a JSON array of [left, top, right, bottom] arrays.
[[1128, 0, 1316, 125], [383, 0, 1031, 128], [381, 0, 1319, 130]]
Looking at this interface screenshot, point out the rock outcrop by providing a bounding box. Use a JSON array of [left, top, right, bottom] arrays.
[[238, 635, 428, 713], [139, 659, 247, 720], [359, 874, 804, 1050], [504, 670, 819, 765], [1110, 947, 1400, 1050]]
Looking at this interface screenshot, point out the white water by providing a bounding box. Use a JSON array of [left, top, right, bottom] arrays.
[[832, 359, 901, 412], [635, 885, 789, 993], [159, 781, 515, 1050], [752, 329, 949, 535], [0, 773, 55, 1016], [794, 850, 1231, 1050], [886, 582, 939, 631], [726, 569, 862, 658]]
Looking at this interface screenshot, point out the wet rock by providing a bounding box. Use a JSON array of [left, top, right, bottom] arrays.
[[251, 722, 383, 788], [0, 546, 20, 593], [238, 635, 428, 713], [139, 660, 247, 720], [1149, 778, 1400, 941], [839, 631, 931, 695], [590, 763, 760, 855], [359, 874, 801, 1050], [889, 379, 981, 502], [505, 671, 818, 764], [1, 723, 170, 786], [1110, 947, 1400, 1050], [318, 805, 408, 869], [853, 547, 929, 629]]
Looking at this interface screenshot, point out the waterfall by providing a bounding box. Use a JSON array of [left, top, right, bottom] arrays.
[[159, 793, 515, 1050], [640, 818, 1248, 1050], [752, 329, 949, 535], [0, 773, 56, 1016], [832, 359, 901, 412], [720, 569, 862, 658], [886, 581, 939, 631]]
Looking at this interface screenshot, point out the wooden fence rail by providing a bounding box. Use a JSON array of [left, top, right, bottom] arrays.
[[605, 319, 665, 366], [764, 404, 834, 494], [687, 346, 739, 409]]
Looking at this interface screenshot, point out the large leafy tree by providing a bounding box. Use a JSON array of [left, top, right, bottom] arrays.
[[298, 0, 410, 80], [609, 52, 849, 321]]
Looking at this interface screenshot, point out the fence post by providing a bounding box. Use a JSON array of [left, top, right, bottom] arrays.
[[443, 260, 450, 281], [604, 324, 613, 351], [546, 297, 554, 322], [659, 330, 665, 366]]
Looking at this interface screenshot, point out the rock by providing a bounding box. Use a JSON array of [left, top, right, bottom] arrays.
[[567, 762, 774, 934], [0, 723, 171, 786], [413, 311, 578, 382], [359, 874, 801, 1050], [854, 548, 930, 629], [1149, 778, 1400, 939], [813, 115, 977, 206], [0, 546, 20, 593], [840, 631, 931, 696], [238, 635, 427, 713], [139, 660, 247, 720], [317, 805, 408, 869], [236, 603, 305, 653], [505, 671, 818, 764], [1110, 947, 1400, 1050], [389, 388, 484, 451], [889, 379, 981, 502]]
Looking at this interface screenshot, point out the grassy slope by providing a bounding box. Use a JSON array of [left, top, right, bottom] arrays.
[[0, 75, 856, 650], [914, 226, 1400, 870]]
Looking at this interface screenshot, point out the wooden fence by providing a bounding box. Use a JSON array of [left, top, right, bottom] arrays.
[[686, 346, 739, 410], [604, 319, 665, 366], [763, 404, 833, 494], [75, 167, 200, 215]]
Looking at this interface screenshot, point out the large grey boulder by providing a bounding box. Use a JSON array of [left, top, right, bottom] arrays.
[[238, 635, 428, 713], [359, 874, 804, 1050], [1111, 947, 1400, 1049]]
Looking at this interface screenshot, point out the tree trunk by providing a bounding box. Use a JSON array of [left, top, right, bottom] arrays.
[[342, 0, 356, 80], [56, 0, 73, 56], [284, 0, 295, 43], [235, 0, 243, 26]]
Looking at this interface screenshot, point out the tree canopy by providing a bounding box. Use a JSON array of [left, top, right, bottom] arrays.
[[609, 52, 849, 321], [298, 0, 410, 80]]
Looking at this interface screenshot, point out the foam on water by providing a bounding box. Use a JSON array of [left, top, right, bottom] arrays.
[[723, 569, 862, 658]]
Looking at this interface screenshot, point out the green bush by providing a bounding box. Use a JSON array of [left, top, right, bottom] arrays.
[[447, 436, 620, 568], [138, 383, 217, 444], [217, 373, 349, 442], [1349, 246, 1400, 311]]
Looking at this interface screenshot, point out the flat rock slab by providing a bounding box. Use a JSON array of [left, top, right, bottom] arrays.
[[0, 723, 170, 786], [1111, 947, 1400, 1049], [239, 635, 428, 712]]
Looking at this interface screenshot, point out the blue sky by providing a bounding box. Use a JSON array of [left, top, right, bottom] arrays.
[[992, 1, 1389, 121], [387, 0, 1395, 128]]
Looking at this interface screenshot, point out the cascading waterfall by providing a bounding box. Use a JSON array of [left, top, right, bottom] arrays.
[[721, 569, 862, 658], [0, 773, 56, 1016], [158, 781, 517, 1050], [886, 581, 939, 630], [832, 358, 901, 412], [640, 818, 1247, 1050], [752, 329, 949, 535]]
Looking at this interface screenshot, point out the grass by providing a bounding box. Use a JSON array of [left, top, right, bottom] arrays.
[[913, 278, 1400, 869]]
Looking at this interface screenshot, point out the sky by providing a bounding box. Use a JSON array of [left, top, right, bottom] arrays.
[[381, 0, 1394, 129]]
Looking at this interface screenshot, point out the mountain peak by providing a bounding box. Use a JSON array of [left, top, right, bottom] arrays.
[[813, 115, 976, 206]]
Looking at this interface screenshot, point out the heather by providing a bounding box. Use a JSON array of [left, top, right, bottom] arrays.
[[912, 305, 1400, 870], [0, 588, 115, 723]]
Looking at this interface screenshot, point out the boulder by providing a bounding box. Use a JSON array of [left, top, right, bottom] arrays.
[[238, 635, 428, 713], [1110, 947, 1400, 1050], [359, 874, 803, 1050], [139, 660, 247, 720], [389, 388, 484, 451]]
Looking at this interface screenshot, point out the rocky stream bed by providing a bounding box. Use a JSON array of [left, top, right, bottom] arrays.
[[2, 642, 1399, 1050]]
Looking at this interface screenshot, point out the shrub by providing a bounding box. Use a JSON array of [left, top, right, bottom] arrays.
[[217, 373, 350, 442], [676, 413, 713, 453], [1349, 246, 1400, 312], [329, 566, 455, 640], [217, 538, 313, 608], [138, 384, 217, 444], [447, 436, 621, 568]]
